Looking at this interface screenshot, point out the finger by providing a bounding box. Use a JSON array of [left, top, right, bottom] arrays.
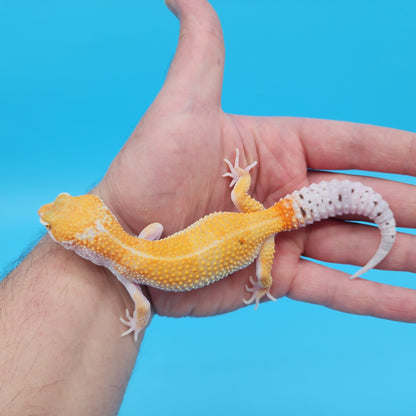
[[303, 221, 416, 274], [293, 118, 416, 175], [162, 0, 224, 109], [287, 259, 416, 322]]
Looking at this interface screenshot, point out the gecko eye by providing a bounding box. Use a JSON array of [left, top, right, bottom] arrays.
[[40, 218, 51, 230]]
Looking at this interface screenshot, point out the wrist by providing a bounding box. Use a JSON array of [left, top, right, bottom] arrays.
[[3, 234, 143, 343], [0, 235, 142, 414]]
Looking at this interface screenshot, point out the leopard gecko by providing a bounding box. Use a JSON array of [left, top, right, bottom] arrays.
[[38, 149, 396, 341]]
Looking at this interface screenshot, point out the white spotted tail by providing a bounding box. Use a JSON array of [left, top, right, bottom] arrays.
[[283, 179, 396, 278]]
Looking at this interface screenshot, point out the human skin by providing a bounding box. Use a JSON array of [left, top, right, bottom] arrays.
[[1, 0, 416, 414]]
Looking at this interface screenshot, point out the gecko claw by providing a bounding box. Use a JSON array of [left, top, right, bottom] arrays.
[[223, 148, 258, 188], [120, 308, 143, 342], [243, 276, 276, 309]]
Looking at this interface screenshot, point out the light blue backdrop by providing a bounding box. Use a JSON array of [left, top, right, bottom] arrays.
[[1, 1, 416, 414]]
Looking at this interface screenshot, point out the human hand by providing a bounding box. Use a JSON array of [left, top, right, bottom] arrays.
[[95, 0, 416, 322]]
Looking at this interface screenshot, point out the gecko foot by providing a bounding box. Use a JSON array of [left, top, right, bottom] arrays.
[[120, 309, 145, 342], [243, 276, 277, 310], [223, 148, 257, 187]]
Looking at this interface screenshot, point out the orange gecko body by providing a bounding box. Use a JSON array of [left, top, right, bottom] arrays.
[[39, 194, 297, 291]]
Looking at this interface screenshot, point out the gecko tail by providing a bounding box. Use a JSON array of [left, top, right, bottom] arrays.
[[349, 225, 396, 278], [283, 179, 396, 277]]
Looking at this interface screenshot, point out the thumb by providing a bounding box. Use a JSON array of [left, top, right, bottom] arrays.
[[161, 0, 225, 109]]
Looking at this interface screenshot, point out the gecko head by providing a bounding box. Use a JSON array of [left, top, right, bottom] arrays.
[[38, 193, 105, 244]]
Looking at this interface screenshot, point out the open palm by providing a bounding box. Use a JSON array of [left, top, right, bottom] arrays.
[[95, 0, 416, 323]]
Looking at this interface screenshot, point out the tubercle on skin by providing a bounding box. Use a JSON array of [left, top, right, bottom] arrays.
[[68, 200, 299, 292]]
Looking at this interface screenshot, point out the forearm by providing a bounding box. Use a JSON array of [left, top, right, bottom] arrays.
[[0, 235, 142, 415]]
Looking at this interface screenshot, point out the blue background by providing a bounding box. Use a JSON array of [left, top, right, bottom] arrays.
[[1, 1, 416, 414]]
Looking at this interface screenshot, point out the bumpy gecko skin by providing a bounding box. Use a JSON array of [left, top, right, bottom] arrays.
[[38, 149, 396, 341]]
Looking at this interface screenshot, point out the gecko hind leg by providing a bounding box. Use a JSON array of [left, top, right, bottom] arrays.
[[223, 147, 258, 188], [223, 148, 264, 215], [243, 235, 277, 309], [223, 149, 277, 308]]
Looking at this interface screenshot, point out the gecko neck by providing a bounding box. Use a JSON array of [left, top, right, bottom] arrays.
[[72, 212, 155, 274]]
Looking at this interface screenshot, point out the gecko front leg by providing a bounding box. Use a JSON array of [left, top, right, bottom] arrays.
[[118, 222, 163, 341], [224, 148, 277, 308], [118, 276, 151, 342]]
